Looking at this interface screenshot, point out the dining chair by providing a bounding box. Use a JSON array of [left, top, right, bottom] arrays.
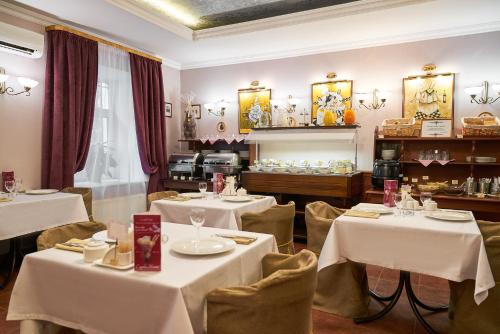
[[61, 187, 93, 221], [241, 201, 295, 254], [207, 249, 317, 334], [305, 201, 370, 317], [477, 220, 500, 240], [36, 221, 107, 251], [448, 232, 500, 334], [147, 191, 180, 210]]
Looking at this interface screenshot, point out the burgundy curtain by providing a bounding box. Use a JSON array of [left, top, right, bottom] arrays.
[[41, 30, 98, 189], [129, 53, 167, 194]]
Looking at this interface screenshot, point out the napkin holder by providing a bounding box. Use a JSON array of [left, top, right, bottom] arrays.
[[102, 246, 132, 267]]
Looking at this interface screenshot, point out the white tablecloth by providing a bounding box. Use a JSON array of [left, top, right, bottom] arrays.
[[8, 223, 277, 334], [150, 195, 277, 230], [318, 208, 495, 305], [0, 193, 89, 240]]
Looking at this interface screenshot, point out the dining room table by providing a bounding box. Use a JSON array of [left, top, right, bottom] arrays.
[[0, 191, 89, 289], [7, 222, 278, 334], [317, 203, 495, 334], [149, 193, 277, 230]]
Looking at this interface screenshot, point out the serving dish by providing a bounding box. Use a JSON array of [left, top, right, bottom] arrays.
[[474, 156, 497, 163]]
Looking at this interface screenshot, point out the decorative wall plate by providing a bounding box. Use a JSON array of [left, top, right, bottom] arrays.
[[217, 121, 227, 132]]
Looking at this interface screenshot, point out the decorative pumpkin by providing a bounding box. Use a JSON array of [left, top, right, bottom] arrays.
[[323, 110, 337, 126], [344, 109, 356, 125]]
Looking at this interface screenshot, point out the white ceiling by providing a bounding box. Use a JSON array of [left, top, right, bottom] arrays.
[[5, 0, 500, 69]]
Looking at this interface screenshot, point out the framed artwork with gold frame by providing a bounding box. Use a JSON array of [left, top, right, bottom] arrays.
[[238, 88, 272, 134], [311, 80, 352, 123], [402, 73, 455, 126]]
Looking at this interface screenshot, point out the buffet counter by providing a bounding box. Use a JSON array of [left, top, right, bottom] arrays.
[[242, 171, 363, 198]]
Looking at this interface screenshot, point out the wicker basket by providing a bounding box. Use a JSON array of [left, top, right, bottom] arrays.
[[461, 116, 500, 137], [382, 118, 419, 137]]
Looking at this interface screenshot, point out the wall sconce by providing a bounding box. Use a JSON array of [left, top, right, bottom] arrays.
[[287, 95, 300, 113], [464, 81, 500, 104], [355, 89, 390, 110], [204, 99, 229, 117], [0, 67, 39, 96]]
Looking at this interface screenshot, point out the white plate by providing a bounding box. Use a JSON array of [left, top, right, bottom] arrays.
[[171, 237, 236, 255], [352, 203, 394, 214], [93, 259, 134, 270], [222, 195, 253, 202], [25, 189, 59, 195], [182, 192, 204, 199], [424, 210, 473, 221]]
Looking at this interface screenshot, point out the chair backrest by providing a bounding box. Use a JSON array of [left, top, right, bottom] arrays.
[[147, 191, 179, 209], [61, 187, 93, 221], [485, 236, 500, 282], [207, 249, 317, 334], [241, 201, 295, 254], [36, 221, 107, 251], [305, 201, 345, 255]]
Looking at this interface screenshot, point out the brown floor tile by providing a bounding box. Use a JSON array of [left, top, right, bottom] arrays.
[[420, 274, 449, 290], [0, 307, 20, 334], [366, 265, 383, 280], [312, 310, 354, 334], [379, 268, 400, 282], [415, 285, 450, 307]]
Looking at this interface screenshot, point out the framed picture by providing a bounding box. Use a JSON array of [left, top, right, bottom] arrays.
[[192, 104, 201, 119], [403, 73, 455, 126], [311, 80, 352, 124], [164, 102, 172, 118], [421, 119, 453, 137], [216, 121, 227, 133], [238, 88, 272, 134]]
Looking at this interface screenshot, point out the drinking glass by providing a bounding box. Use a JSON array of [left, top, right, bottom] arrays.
[[15, 178, 23, 194], [4, 180, 15, 198], [441, 150, 450, 161], [198, 182, 207, 198], [420, 192, 432, 207], [393, 192, 403, 216], [189, 208, 206, 242]]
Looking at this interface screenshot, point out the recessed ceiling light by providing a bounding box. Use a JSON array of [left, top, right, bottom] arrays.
[[138, 0, 199, 27]]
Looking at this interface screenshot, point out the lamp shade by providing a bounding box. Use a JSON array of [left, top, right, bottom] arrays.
[[270, 99, 283, 107], [218, 100, 230, 109], [491, 84, 500, 93], [378, 90, 391, 100], [17, 77, 39, 89], [204, 103, 215, 110], [0, 73, 8, 83], [464, 86, 483, 96], [355, 93, 370, 101]]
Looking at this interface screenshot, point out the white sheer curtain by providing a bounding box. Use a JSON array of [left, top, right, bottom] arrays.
[[75, 44, 147, 223]]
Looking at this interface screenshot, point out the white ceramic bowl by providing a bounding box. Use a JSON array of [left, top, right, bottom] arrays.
[[273, 167, 288, 173], [262, 166, 274, 173], [317, 167, 330, 174], [248, 165, 260, 172]]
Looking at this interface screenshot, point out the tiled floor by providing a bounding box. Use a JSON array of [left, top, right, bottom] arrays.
[[0, 248, 451, 334]]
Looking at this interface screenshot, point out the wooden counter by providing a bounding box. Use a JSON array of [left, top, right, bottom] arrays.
[[241, 171, 362, 198]]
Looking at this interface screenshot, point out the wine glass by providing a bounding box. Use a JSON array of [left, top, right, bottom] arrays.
[[4, 180, 15, 198], [420, 192, 432, 207], [198, 182, 207, 199], [189, 208, 206, 243]]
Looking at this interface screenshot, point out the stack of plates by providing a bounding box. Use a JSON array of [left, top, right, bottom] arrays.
[[474, 157, 496, 163], [171, 237, 236, 255]]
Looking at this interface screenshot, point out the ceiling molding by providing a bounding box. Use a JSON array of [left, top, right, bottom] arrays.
[[181, 20, 500, 70], [0, 0, 181, 69], [193, 0, 432, 41], [104, 0, 194, 41]]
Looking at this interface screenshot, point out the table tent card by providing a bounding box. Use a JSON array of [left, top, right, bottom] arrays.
[[134, 214, 161, 271]]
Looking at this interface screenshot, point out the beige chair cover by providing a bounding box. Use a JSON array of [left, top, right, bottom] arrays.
[[449, 222, 500, 334], [147, 191, 180, 210], [241, 201, 295, 254], [61, 187, 93, 221], [477, 220, 500, 240], [20, 319, 84, 334], [305, 201, 370, 317], [36, 221, 107, 251], [207, 250, 317, 334]]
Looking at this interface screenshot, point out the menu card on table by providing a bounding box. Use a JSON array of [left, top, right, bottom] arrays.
[[133, 214, 161, 271]]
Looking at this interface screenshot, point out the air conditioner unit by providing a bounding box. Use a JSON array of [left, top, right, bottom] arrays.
[[0, 21, 44, 58]]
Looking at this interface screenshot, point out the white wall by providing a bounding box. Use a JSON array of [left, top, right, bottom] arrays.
[[0, 12, 181, 190], [181, 31, 500, 171]]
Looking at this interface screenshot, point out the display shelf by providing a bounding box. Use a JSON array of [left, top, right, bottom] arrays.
[[399, 160, 500, 166], [246, 126, 359, 143]]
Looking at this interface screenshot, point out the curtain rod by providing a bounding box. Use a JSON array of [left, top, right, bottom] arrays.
[[46, 25, 162, 63]]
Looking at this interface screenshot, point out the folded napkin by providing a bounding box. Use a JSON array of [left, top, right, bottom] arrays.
[[343, 210, 380, 219], [55, 238, 88, 253], [215, 234, 257, 245], [0, 197, 13, 203], [164, 195, 190, 202], [250, 195, 265, 200]]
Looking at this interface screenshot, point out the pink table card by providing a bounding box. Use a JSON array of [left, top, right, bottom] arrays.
[[134, 214, 161, 271]]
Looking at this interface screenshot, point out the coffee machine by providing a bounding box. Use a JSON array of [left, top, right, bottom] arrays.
[[371, 159, 401, 189]]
